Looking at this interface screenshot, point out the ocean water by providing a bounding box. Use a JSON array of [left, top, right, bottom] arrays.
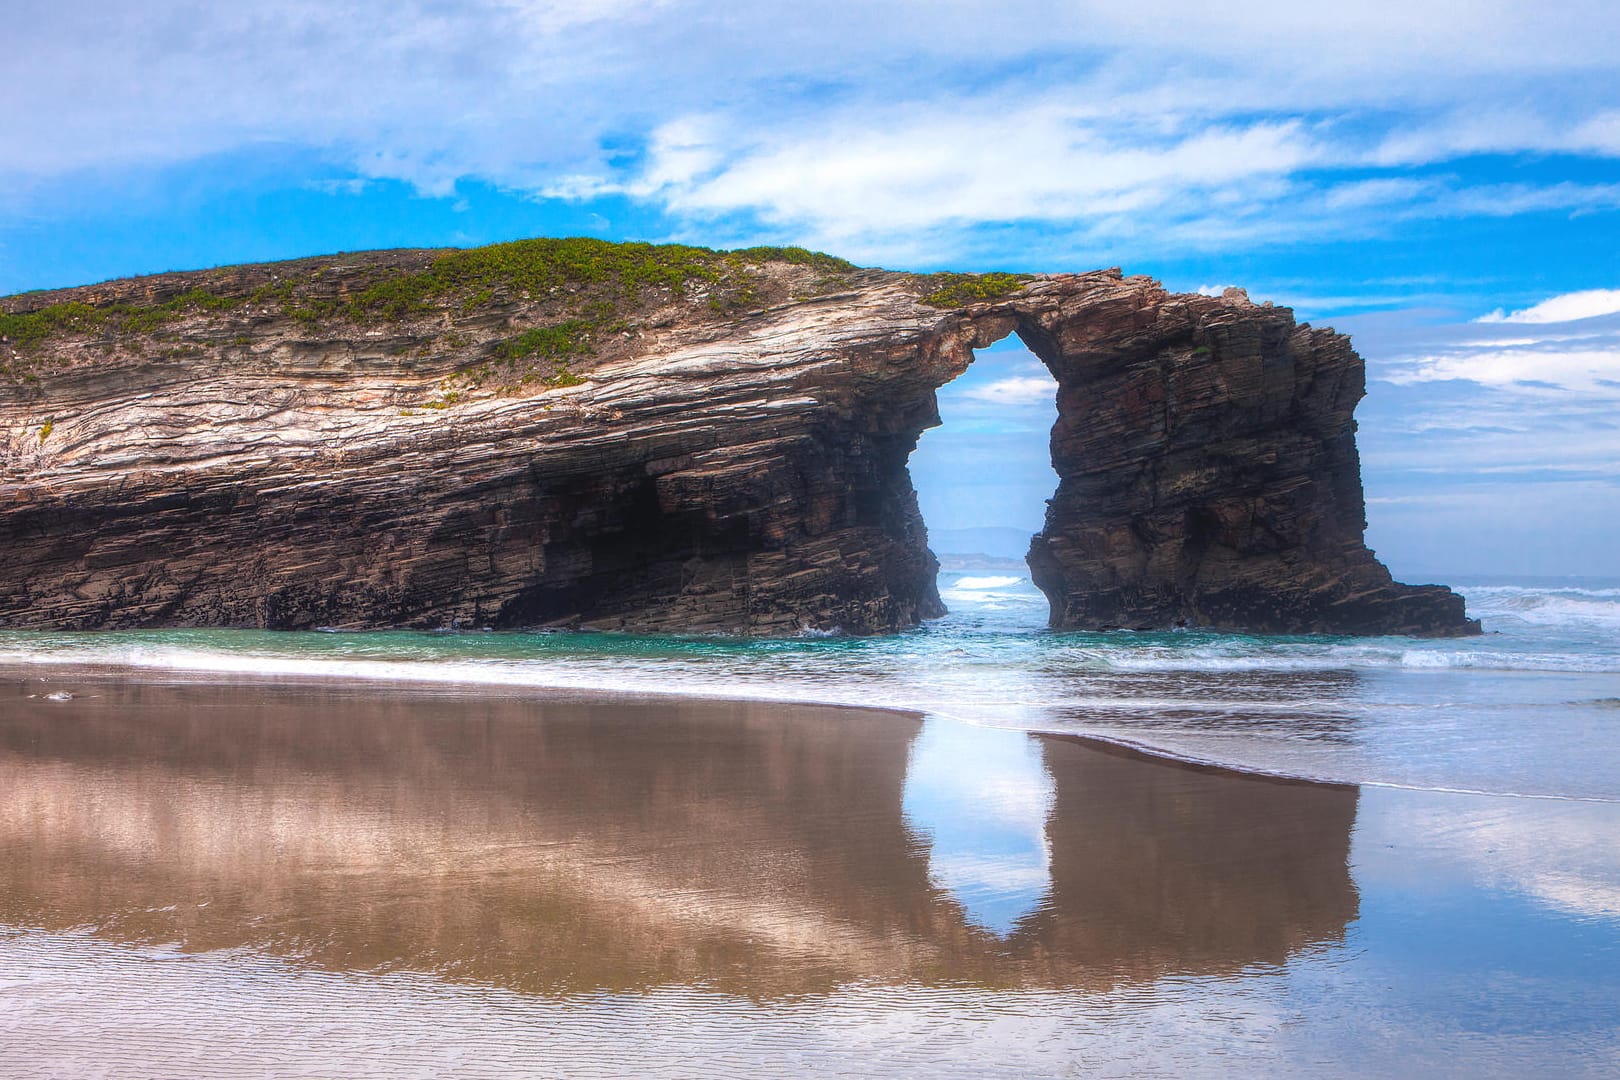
[[4, 571, 1616, 801]]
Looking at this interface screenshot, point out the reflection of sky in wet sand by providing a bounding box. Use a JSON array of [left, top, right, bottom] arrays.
[[902, 722, 1053, 935], [1357, 792, 1620, 922]]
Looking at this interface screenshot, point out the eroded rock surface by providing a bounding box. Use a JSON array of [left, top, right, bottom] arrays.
[[0, 244, 1477, 636], [1012, 283, 1478, 635]]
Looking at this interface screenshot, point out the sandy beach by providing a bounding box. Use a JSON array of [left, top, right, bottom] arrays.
[[2, 665, 1616, 1077]]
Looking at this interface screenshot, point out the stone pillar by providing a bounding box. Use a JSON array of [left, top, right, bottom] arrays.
[[1008, 279, 1477, 636]]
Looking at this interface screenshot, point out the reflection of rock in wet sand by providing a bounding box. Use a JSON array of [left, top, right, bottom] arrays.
[[1007, 738, 1360, 985], [0, 673, 1358, 996]]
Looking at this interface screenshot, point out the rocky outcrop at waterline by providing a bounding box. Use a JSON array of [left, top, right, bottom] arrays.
[[0, 238, 1477, 636]]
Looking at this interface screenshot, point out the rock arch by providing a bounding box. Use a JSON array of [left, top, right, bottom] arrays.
[[946, 278, 1476, 635], [0, 259, 1477, 636]]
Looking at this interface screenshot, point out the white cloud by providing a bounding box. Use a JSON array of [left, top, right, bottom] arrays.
[[1320, 176, 1440, 210], [1375, 102, 1620, 166], [1349, 301, 1620, 574], [1365, 295, 1620, 394], [1427, 182, 1620, 220], [613, 104, 1323, 246], [569, 110, 1620, 264], [4, 0, 1620, 260], [1572, 108, 1620, 155], [962, 376, 1058, 406], [1478, 288, 1620, 324], [1385, 348, 1620, 392]]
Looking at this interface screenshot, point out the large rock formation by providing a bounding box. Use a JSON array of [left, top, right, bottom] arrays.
[[0, 239, 1476, 636], [1008, 283, 1478, 635]]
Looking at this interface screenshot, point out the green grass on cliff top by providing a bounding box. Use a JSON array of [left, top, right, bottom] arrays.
[[0, 238, 1033, 393], [0, 238, 858, 350], [911, 272, 1033, 308]]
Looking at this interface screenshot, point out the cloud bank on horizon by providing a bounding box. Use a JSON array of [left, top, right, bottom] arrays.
[[3, 1, 1617, 576]]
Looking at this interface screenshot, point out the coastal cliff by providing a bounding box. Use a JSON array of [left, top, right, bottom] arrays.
[[0, 239, 1477, 636]]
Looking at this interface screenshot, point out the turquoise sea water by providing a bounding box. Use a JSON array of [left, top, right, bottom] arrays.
[[5, 571, 1618, 801]]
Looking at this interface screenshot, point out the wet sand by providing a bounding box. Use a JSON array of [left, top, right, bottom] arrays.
[[1, 667, 1617, 1077]]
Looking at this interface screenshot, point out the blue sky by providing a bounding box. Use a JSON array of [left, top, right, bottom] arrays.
[[4, 1, 1618, 578]]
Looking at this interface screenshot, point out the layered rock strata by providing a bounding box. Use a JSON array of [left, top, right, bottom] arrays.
[[0, 243, 1477, 635], [1011, 284, 1478, 635]]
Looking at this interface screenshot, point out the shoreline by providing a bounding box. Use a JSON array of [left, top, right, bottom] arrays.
[[7, 654, 1617, 805], [4, 655, 1364, 794], [4, 655, 1346, 792], [2, 655, 931, 730]]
